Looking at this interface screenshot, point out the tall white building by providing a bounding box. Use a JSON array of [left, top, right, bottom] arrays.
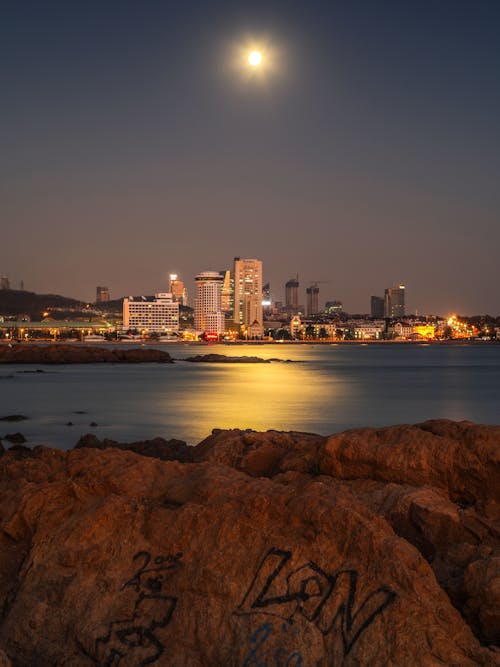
[[194, 272, 225, 334], [123, 293, 179, 333], [233, 257, 263, 337]]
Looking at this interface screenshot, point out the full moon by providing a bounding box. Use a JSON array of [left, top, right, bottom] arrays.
[[248, 51, 262, 67]]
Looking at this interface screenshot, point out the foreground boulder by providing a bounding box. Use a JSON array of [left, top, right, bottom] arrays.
[[0, 344, 172, 364], [0, 420, 498, 666]]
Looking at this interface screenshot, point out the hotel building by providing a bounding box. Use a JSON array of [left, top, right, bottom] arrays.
[[194, 271, 225, 334], [122, 293, 179, 333]]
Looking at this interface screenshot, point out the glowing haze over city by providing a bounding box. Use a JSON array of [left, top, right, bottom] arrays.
[[1, 1, 499, 315]]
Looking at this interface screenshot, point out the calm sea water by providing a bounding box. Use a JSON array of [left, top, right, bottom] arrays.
[[1, 343, 499, 450]]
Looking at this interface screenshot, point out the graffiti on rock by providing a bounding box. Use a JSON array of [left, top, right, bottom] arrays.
[[236, 547, 396, 656], [95, 550, 183, 666]]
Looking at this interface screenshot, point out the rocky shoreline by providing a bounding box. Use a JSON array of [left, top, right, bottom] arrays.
[[0, 420, 498, 665], [0, 345, 289, 365]]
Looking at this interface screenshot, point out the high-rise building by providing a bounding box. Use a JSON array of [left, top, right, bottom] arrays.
[[123, 293, 179, 333], [233, 257, 263, 337], [194, 271, 225, 334], [0, 276, 10, 290], [168, 274, 187, 306], [285, 277, 299, 312], [371, 296, 385, 319], [220, 269, 233, 316], [384, 285, 406, 318], [306, 285, 320, 316], [96, 286, 110, 303]]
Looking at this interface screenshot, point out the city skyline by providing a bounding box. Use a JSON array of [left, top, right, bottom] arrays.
[[2, 1, 499, 314]]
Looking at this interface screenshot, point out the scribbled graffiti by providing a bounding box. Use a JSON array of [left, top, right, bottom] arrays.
[[236, 548, 396, 656], [244, 621, 303, 667], [95, 550, 183, 666]]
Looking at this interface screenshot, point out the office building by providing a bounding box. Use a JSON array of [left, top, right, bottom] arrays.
[[371, 296, 385, 319], [384, 285, 406, 318], [306, 285, 320, 316], [168, 274, 187, 306], [123, 293, 179, 333], [233, 257, 263, 337], [96, 286, 110, 303], [194, 271, 225, 334], [285, 277, 299, 313]]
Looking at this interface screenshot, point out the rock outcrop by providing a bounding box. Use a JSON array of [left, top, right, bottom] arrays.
[[0, 344, 172, 364], [184, 353, 271, 363], [0, 420, 498, 666]]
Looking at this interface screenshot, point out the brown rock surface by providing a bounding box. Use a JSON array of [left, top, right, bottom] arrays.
[[0, 344, 172, 364], [0, 420, 498, 666]]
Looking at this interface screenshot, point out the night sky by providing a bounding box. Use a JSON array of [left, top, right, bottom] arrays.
[[2, 0, 499, 314]]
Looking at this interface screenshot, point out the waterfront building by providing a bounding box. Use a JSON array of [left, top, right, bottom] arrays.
[[194, 271, 225, 335], [290, 315, 302, 338], [96, 286, 110, 303], [349, 320, 385, 340], [169, 274, 188, 306], [390, 320, 413, 339], [413, 323, 436, 339], [233, 258, 263, 337], [371, 296, 385, 319], [123, 293, 179, 333], [384, 285, 406, 318], [285, 277, 299, 313]]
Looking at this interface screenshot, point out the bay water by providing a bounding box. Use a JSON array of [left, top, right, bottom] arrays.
[[1, 343, 499, 449]]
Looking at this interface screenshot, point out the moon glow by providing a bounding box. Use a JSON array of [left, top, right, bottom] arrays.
[[248, 51, 262, 66]]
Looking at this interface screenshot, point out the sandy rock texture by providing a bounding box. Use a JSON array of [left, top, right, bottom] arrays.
[[0, 344, 172, 364], [0, 419, 498, 666]]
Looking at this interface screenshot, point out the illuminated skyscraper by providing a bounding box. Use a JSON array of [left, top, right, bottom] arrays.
[[194, 271, 225, 334], [285, 277, 299, 313], [233, 257, 263, 337], [384, 285, 406, 318], [169, 274, 187, 306]]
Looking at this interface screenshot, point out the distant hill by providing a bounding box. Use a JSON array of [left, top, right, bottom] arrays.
[[0, 290, 193, 321], [0, 289, 85, 319]]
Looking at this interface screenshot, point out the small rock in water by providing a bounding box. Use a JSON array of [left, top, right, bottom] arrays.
[[4, 433, 27, 444], [89, 422, 98, 427], [66, 422, 73, 427], [0, 415, 28, 422]]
